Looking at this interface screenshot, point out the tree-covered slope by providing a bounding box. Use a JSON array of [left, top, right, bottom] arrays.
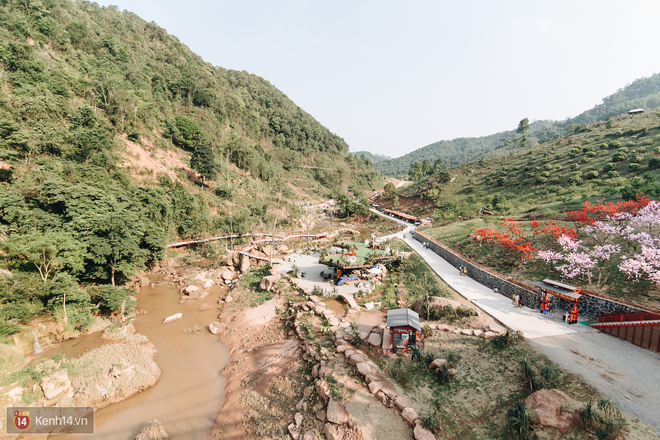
[[375, 120, 561, 177], [377, 73, 660, 178], [559, 73, 660, 128], [352, 151, 391, 163], [0, 0, 381, 334]]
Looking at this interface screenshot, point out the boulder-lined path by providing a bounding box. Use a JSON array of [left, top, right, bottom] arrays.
[[372, 208, 660, 432]]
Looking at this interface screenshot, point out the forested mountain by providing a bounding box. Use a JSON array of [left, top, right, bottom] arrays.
[[352, 151, 391, 163], [376, 73, 660, 178], [0, 0, 381, 332], [375, 121, 561, 177], [559, 73, 660, 128]]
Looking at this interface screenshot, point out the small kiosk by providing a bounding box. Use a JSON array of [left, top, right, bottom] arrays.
[[386, 308, 421, 352], [534, 279, 582, 324]]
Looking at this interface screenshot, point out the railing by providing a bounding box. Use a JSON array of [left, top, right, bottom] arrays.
[[588, 312, 660, 326]]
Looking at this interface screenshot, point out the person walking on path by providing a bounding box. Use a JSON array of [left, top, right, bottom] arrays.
[[518, 295, 523, 308], [512, 294, 517, 306]]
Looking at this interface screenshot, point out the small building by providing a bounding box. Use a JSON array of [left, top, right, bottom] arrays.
[[628, 108, 644, 115], [386, 308, 421, 351]]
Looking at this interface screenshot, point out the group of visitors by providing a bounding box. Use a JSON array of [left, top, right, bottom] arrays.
[[511, 293, 523, 308], [422, 242, 429, 249]]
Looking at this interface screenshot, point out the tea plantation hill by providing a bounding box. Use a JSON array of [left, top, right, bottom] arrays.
[[380, 109, 660, 222], [0, 0, 380, 336], [377, 109, 660, 309], [377, 72, 660, 178]]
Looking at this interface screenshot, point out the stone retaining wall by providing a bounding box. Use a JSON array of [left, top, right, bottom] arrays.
[[414, 230, 648, 319]]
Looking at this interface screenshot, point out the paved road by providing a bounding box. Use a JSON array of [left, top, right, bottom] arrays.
[[373, 209, 660, 432], [372, 209, 592, 339]]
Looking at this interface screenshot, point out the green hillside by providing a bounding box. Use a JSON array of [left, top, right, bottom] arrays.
[[559, 73, 660, 128], [352, 151, 391, 163], [378, 73, 660, 178], [0, 0, 380, 334], [375, 120, 561, 177]]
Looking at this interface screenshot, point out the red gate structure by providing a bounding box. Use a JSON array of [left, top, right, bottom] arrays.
[[534, 279, 582, 324], [588, 312, 660, 353]]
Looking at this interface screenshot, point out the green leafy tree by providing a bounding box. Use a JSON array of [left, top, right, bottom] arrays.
[[517, 118, 530, 149], [45, 273, 95, 329], [383, 182, 397, 200], [87, 211, 148, 286], [4, 231, 85, 283], [190, 141, 217, 186]]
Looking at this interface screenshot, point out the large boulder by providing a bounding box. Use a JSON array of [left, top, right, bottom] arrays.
[[41, 369, 71, 400], [239, 253, 251, 273], [394, 395, 412, 412], [356, 362, 372, 377], [348, 353, 365, 366], [402, 407, 419, 426], [162, 313, 182, 324], [428, 358, 447, 370], [486, 324, 506, 335], [368, 333, 382, 347], [414, 424, 436, 440], [184, 285, 200, 294], [208, 322, 223, 335], [524, 389, 579, 430], [480, 331, 496, 339], [323, 423, 344, 440], [222, 270, 234, 281], [259, 275, 279, 292], [326, 398, 351, 425]]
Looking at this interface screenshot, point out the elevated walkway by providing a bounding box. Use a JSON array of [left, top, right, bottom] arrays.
[[588, 313, 660, 353]]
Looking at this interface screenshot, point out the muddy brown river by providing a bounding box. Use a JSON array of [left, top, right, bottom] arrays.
[[48, 277, 229, 439]]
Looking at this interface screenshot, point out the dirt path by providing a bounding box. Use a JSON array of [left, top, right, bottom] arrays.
[[529, 332, 660, 432], [345, 388, 413, 440]]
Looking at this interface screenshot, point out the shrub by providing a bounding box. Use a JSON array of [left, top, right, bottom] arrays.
[[649, 157, 660, 169], [485, 177, 493, 185], [625, 141, 635, 147], [554, 154, 563, 160], [497, 176, 507, 186], [629, 163, 641, 171], [599, 143, 608, 149], [653, 146, 660, 154], [608, 171, 621, 178], [603, 163, 616, 172], [543, 163, 552, 171], [535, 176, 547, 185], [555, 165, 562, 171], [540, 171, 550, 177], [586, 150, 597, 157], [582, 145, 594, 153], [579, 157, 591, 164], [632, 153, 644, 163], [506, 399, 535, 439], [608, 141, 621, 149], [569, 147, 580, 157], [612, 152, 627, 162], [570, 163, 579, 171], [585, 170, 599, 179], [568, 174, 583, 186]]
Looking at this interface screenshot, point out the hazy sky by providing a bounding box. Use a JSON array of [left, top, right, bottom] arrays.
[[100, 0, 660, 158]]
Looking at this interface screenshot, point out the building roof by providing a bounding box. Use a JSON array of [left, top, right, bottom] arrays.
[[387, 308, 421, 331], [628, 108, 644, 114], [534, 281, 582, 300], [543, 279, 578, 292]]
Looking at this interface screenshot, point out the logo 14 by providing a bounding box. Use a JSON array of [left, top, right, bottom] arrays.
[[13, 411, 31, 431]]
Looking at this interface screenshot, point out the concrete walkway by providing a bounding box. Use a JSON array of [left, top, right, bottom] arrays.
[[372, 209, 660, 432], [372, 209, 592, 339]]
